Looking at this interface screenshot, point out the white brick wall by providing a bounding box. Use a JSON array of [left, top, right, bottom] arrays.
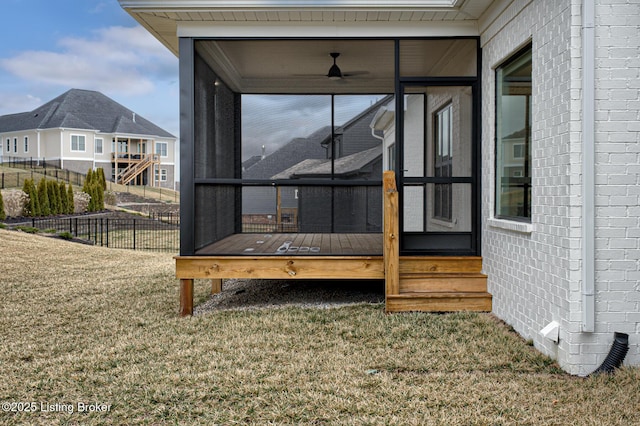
[[480, 0, 639, 375], [591, 0, 640, 366]]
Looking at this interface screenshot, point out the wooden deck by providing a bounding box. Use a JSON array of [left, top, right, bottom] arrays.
[[175, 171, 491, 316], [196, 233, 382, 256]]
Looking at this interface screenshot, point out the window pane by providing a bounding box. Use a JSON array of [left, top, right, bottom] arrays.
[[496, 46, 532, 220]]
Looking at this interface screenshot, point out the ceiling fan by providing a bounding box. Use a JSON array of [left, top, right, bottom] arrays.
[[326, 52, 369, 80], [295, 52, 369, 81]]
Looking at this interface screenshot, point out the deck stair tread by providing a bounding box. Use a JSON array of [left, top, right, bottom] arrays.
[[388, 291, 492, 298], [386, 291, 493, 312], [388, 255, 492, 312]]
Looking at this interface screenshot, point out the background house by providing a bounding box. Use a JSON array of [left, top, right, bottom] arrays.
[[242, 96, 389, 231], [0, 89, 177, 189]]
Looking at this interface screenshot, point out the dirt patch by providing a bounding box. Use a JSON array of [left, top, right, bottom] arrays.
[[194, 278, 385, 313]]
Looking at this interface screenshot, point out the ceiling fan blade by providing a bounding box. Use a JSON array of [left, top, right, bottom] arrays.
[[342, 71, 370, 77]]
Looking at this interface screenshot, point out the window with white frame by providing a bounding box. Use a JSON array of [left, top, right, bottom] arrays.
[[24, 136, 29, 153], [71, 135, 86, 152], [155, 142, 168, 157], [6, 138, 9, 152], [13, 138, 18, 153], [95, 138, 103, 154], [155, 168, 168, 182]]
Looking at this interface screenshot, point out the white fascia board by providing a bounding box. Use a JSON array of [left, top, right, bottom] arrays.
[[114, 132, 177, 141], [121, 1, 460, 10], [178, 20, 479, 38]]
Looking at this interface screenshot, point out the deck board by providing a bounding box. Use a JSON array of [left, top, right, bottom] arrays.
[[196, 233, 382, 256]]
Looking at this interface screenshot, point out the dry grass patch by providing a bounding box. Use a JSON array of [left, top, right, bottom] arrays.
[[1, 228, 639, 425]]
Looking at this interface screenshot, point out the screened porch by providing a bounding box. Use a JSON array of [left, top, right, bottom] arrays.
[[180, 38, 479, 257]]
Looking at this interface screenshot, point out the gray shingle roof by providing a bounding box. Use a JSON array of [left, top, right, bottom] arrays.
[[0, 89, 175, 138], [272, 145, 382, 179], [242, 127, 330, 179]]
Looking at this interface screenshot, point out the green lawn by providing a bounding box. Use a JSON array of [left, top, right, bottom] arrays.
[[1, 228, 638, 425]]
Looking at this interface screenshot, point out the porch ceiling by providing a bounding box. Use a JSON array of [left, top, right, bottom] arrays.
[[119, 0, 491, 94], [195, 38, 473, 94]]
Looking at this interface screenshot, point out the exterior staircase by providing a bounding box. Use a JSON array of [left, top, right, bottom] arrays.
[[382, 170, 491, 313], [385, 256, 492, 312], [117, 154, 155, 185]]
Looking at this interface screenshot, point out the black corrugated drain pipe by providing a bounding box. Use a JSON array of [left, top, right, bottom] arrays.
[[588, 332, 629, 376]]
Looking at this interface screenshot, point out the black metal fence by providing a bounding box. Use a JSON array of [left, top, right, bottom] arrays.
[[2, 156, 59, 169], [241, 221, 299, 233], [0, 168, 86, 189], [31, 216, 180, 252]]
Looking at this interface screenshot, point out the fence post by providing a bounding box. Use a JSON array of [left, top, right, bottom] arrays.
[[106, 219, 109, 248], [133, 220, 136, 250]]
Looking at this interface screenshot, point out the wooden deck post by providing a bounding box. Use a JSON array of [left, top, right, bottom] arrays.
[[383, 171, 400, 300], [179, 279, 194, 316], [211, 278, 222, 294]]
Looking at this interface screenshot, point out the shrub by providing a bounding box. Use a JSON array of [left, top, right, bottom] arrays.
[[58, 181, 69, 215], [37, 178, 51, 216], [0, 189, 28, 218], [22, 179, 40, 217], [94, 183, 104, 211], [47, 180, 60, 215], [67, 184, 75, 214], [83, 169, 94, 193], [15, 225, 39, 234], [0, 190, 5, 221], [83, 168, 106, 212], [57, 231, 74, 240], [96, 167, 107, 191], [73, 191, 90, 213], [104, 190, 117, 206]]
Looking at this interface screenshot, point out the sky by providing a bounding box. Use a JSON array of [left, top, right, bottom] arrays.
[[0, 1, 386, 163], [0, 0, 179, 137]]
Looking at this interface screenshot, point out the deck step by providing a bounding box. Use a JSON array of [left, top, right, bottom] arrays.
[[399, 256, 483, 274], [399, 272, 488, 293], [386, 292, 493, 313]]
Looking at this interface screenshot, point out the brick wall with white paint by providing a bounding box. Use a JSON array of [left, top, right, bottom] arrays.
[[480, 0, 638, 375], [591, 0, 640, 365]]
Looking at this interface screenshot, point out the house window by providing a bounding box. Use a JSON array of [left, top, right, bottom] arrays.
[[434, 103, 453, 221], [13, 138, 18, 153], [513, 144, 524, 159], [71, 135, 86, 152], [155, 142, 168, 157], [6, 138, 10, 152], [496, 45, 532, 220], [24, 136, 29, 153], [387, 143, 396, 171], [95, 138, 103, 154], [155, 168, 168, 182]]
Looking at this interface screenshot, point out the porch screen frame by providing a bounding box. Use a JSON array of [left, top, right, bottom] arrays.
[[395, 37, 482, 256], [179, 36, 481, 256]]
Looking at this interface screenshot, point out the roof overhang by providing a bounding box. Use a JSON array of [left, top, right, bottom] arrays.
[[119, 0, 491, 94], [119, 0, 494, 55]]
